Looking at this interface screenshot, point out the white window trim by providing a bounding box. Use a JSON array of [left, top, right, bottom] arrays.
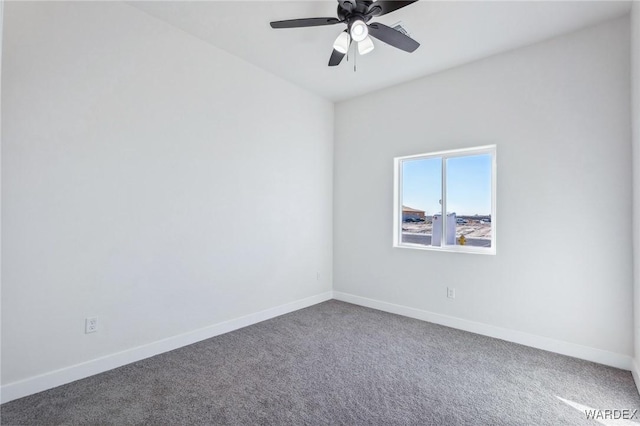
[[393, 145, 497, 255]]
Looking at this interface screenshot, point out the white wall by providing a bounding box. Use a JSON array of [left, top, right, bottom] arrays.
[[1, 1, 333, 394], [0, 0, 4, 405], [334, 18, 633, 361], [632, 1, 640, 378]]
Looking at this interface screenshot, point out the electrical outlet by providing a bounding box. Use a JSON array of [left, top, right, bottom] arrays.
[[447, 287, 456, 299], [85, 317, 98, 334]]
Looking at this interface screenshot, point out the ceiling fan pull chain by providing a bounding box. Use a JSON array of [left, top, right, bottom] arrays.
[[354, 43, 357, 72]]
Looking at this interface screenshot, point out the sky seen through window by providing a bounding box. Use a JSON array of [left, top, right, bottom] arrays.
[[402, 154, 492, 216]]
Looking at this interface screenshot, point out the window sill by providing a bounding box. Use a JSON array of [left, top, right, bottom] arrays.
[[393, 242, 496, 255]]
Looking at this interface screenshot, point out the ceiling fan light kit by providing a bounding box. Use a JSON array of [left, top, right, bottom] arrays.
[[358, 36, 375, 55], [269, 0, 420, 67], [333, 31, 351, 54], [349, 19, 368, 42]]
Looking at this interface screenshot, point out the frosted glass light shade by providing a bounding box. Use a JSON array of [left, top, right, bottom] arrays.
[[350, 20, 368, 42], [358, 36, 374, 55], [333, 32, 351, 54]]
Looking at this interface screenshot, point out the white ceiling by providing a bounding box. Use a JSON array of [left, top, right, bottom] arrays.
[[129, 1, 632, 102]]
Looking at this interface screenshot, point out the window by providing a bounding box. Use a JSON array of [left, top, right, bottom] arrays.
[[393, 145, 496, 254]]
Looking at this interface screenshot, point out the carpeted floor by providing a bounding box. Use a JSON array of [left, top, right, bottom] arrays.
[[1, 300, 639, 425]]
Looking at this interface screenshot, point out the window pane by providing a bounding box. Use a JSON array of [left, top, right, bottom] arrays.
[[401, 157, 442, 246], [445, 154, 492, 247]]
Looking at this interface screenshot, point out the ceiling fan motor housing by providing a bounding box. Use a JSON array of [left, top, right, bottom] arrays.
[[337, 0, 375, 22]]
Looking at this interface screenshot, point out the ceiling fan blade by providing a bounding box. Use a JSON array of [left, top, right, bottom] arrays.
[[328, 49, 346, 66], [366, 1, 418, 17], [270, 17, 341, 29], [367, 22, 420, 52]]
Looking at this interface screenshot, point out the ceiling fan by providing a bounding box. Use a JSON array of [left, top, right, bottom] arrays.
[[270, 0, 420, 66]]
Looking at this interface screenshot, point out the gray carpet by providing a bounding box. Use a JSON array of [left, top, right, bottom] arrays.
[[1, 300, 639, 425]]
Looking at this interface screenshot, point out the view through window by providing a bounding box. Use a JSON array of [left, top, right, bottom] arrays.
[[394, 146, 496, 254]]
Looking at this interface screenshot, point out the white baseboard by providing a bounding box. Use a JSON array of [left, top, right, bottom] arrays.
[[1, 291, 333, 404], [333, 291, 633, 371], [631, 359, 640, 396]]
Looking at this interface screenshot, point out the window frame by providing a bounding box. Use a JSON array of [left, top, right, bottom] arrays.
[[393, 145, 497, 255]]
